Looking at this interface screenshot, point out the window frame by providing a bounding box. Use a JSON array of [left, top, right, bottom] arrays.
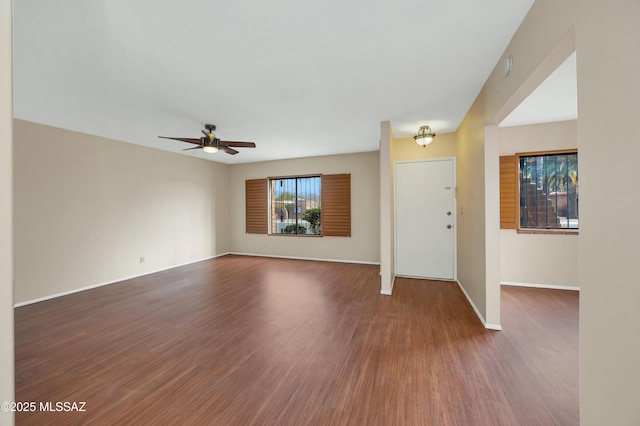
[[269, 174, 322, 237], [515, 149, 579, 235]]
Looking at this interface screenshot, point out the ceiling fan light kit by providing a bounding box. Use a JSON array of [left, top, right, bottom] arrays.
[[158, 124, 256, 155]]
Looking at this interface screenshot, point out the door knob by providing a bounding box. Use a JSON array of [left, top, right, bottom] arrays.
[[447, 224, 452, 229]]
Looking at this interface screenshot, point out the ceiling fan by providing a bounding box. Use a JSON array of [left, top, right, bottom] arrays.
[[158, 124, 256, 155]]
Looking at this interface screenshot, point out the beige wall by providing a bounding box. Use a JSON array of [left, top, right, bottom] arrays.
[[499, 120, 577, 155], [0, 0, 14, 423], [577, 1, 640, 423], [456, 106, 491, 324], [458, 0, 640, 422], [501, 231, 578, 287], [379, 122, 393, 293], [456, 0, 577, 328], [499, 121, 579, 287], [392, 132, 456, 162], [229, 151, 379, 264], [14, 120, 230, 304]]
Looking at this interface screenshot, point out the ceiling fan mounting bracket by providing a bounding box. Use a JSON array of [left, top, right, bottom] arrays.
[[204, 124, 216, 132]]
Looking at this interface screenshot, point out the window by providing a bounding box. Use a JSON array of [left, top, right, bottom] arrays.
[[500, 150, 578, 232], [519, 150, 578, 230], [271, 176, 321, 235], [245, 173, 351, 237]]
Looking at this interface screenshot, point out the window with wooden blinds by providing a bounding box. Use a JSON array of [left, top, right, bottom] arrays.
[[499, 155, 517, 229], [245, 178, 268, 234], [321, 173, 351, 237]]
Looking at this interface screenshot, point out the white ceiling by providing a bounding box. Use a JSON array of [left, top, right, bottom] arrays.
[[13, 0, 536, 164]]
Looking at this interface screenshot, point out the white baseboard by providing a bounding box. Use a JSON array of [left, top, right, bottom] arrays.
[[501, 281, 580, 291], [379, 273, 395, 296], [229, 252, 380, 266], [456, 280, 502, 331], [13, 253, 230, 308]]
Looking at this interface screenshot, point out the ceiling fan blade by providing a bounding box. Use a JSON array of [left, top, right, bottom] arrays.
[[159, 131, 253, 155], [219, 141, 256, 148], [158, 136, 202, 145], [223, 147, 239, 155]]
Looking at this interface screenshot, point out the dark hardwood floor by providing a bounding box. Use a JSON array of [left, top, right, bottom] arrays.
[[14, 255, 579, 425]]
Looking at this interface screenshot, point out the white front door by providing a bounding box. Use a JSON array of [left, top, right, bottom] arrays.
[[395, 159, 456, 280]]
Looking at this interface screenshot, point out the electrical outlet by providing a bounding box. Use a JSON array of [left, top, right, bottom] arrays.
[[140, 256, 145, 264]]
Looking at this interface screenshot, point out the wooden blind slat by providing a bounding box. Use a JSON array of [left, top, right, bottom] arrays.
[[245, 178, 268, 234], [499, 155, 517, 229], [321, 174, 351, 237]]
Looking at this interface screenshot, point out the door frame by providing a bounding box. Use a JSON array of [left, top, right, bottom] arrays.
[[394, 157, 457, 281]]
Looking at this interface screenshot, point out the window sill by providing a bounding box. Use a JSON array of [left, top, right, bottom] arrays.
[[269, 234, 322, 237], [517, 229, 579, 235]]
